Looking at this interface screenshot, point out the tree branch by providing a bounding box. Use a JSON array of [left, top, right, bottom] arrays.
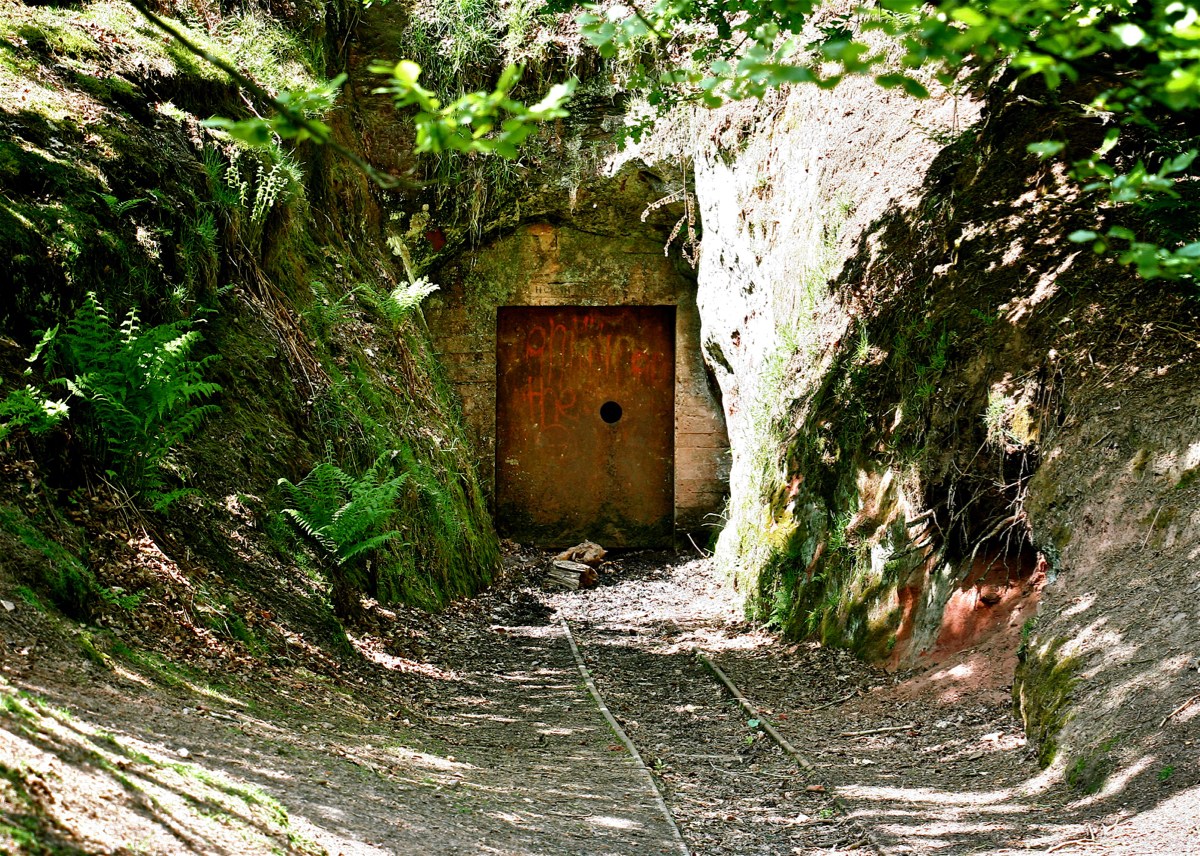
[[126, 0, 412, 190]]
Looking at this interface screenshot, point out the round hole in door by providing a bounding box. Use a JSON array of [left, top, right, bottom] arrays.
[[600, 401, 623, 423]]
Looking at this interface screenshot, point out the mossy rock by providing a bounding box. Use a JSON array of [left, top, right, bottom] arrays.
[[1013, 634, 1080, 767], [0, 505, 95, 620]]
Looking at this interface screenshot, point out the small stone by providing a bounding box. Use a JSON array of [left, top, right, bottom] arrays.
[[554, 540, 607, 567], [1, 600, 14, 612], [806, 784, 826, 793], [177, 747, 189, 758]]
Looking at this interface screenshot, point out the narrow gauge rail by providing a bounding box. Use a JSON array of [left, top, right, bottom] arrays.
[[557, 614, 883, 856]]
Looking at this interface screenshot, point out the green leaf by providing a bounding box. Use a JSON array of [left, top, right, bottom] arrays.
[[1111, 23, 1146, 47], [770, 65, 817, 85], [394, 60, 422, 87], [1097, 127, 1120, 156], [204, 118, 273, 146], [951, 7, 988, 27], [1028, 141, 1066, 158], [1165, 150, 1198, 173]]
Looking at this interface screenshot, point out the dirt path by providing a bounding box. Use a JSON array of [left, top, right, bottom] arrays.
[[1, 590, 680, 854], [546, 551, 1200, 856], [5, 549, 1200, 855]]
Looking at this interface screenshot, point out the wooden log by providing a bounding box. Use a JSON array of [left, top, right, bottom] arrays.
[[553, 559, 592, 574], [544, 559, 599, 590], [545, 569, 581, 590]]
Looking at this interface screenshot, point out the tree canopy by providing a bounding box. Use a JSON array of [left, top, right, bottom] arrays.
[[133, 0, 1200, 279]]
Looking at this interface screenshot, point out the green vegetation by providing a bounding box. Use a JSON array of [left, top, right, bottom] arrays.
[[569, 0, 1200, 279], [25, 293, 220, 506], [78, 631, 113, 669], [0, 0, 499, 642], [1014, 636, 1080, 767], [100, 586, 143, 612], [13, 586, 43, 612], [0, 507, 95, 619], [372, 59, 575, 158], [1066, 734, 1123, 794], [281, 270, 500, 612], [396, 0, 504, 97], [387, 278, 442, 323], [127, 0, 574, 188], [278, 451, 408, 618], [1017, 616, 1040, 662], [0, 385, 68, 443]]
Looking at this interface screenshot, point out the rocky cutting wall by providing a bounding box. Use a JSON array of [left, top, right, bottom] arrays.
[[669, 67, 1200, 790]]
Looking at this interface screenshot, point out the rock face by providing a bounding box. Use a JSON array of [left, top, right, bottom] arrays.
[[680, 73, 1200, 784]]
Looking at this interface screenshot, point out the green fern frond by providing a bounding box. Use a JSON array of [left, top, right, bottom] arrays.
[[151, 488, 198, 513], [388, 278, 440, 322], [339, 532, 403, 564], [27, 292, 223, 497], [278, 451, 407, 568]]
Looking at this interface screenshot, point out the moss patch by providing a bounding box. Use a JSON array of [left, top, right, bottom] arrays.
[[1014, 635, 1080, 767]]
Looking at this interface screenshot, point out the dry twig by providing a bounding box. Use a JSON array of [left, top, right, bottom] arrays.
[[838, 724, 915, 738], [1159, 692, 1200, 728], [810, 690, 858, 711]]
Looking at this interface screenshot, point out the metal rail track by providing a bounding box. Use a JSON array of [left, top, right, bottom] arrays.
[[558, 613, 887, 856]]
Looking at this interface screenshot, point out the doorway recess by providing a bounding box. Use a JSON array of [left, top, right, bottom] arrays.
[[495, 306, 676, 547]]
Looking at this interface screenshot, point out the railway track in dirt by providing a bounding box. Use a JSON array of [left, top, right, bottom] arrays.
[[556, 614, 883, 856], [542, 573, 888, 856], [528, 550, 1054, 856]]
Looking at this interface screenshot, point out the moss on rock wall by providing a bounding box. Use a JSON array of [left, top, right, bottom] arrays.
[[1014, 634, 1080, 768], [0, 0, 498, 648]]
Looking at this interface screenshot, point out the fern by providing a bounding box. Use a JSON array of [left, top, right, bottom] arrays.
[[0, 326, 70, 441], [388, 278, 440, 322], [44, 293, 221, 500], [100, 194, 148, 216], [0, 386, 69, 441], [305, 281, 359, 336], [250, 155, 302, 226], [203, 145, 244, 212], [278, 451, 408, 567]]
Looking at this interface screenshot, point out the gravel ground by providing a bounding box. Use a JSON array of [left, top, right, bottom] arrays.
[[544, 549, 1198, 856], [5, 545, 1198, 855]]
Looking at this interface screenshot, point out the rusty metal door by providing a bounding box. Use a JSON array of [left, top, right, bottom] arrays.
[[495, 306, 675, 547]]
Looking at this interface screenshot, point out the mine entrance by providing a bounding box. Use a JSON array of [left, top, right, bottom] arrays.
[[495, 306, 676, 547]]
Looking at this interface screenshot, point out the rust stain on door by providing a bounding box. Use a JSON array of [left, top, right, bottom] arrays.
[[496, 306, 675, 547]]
